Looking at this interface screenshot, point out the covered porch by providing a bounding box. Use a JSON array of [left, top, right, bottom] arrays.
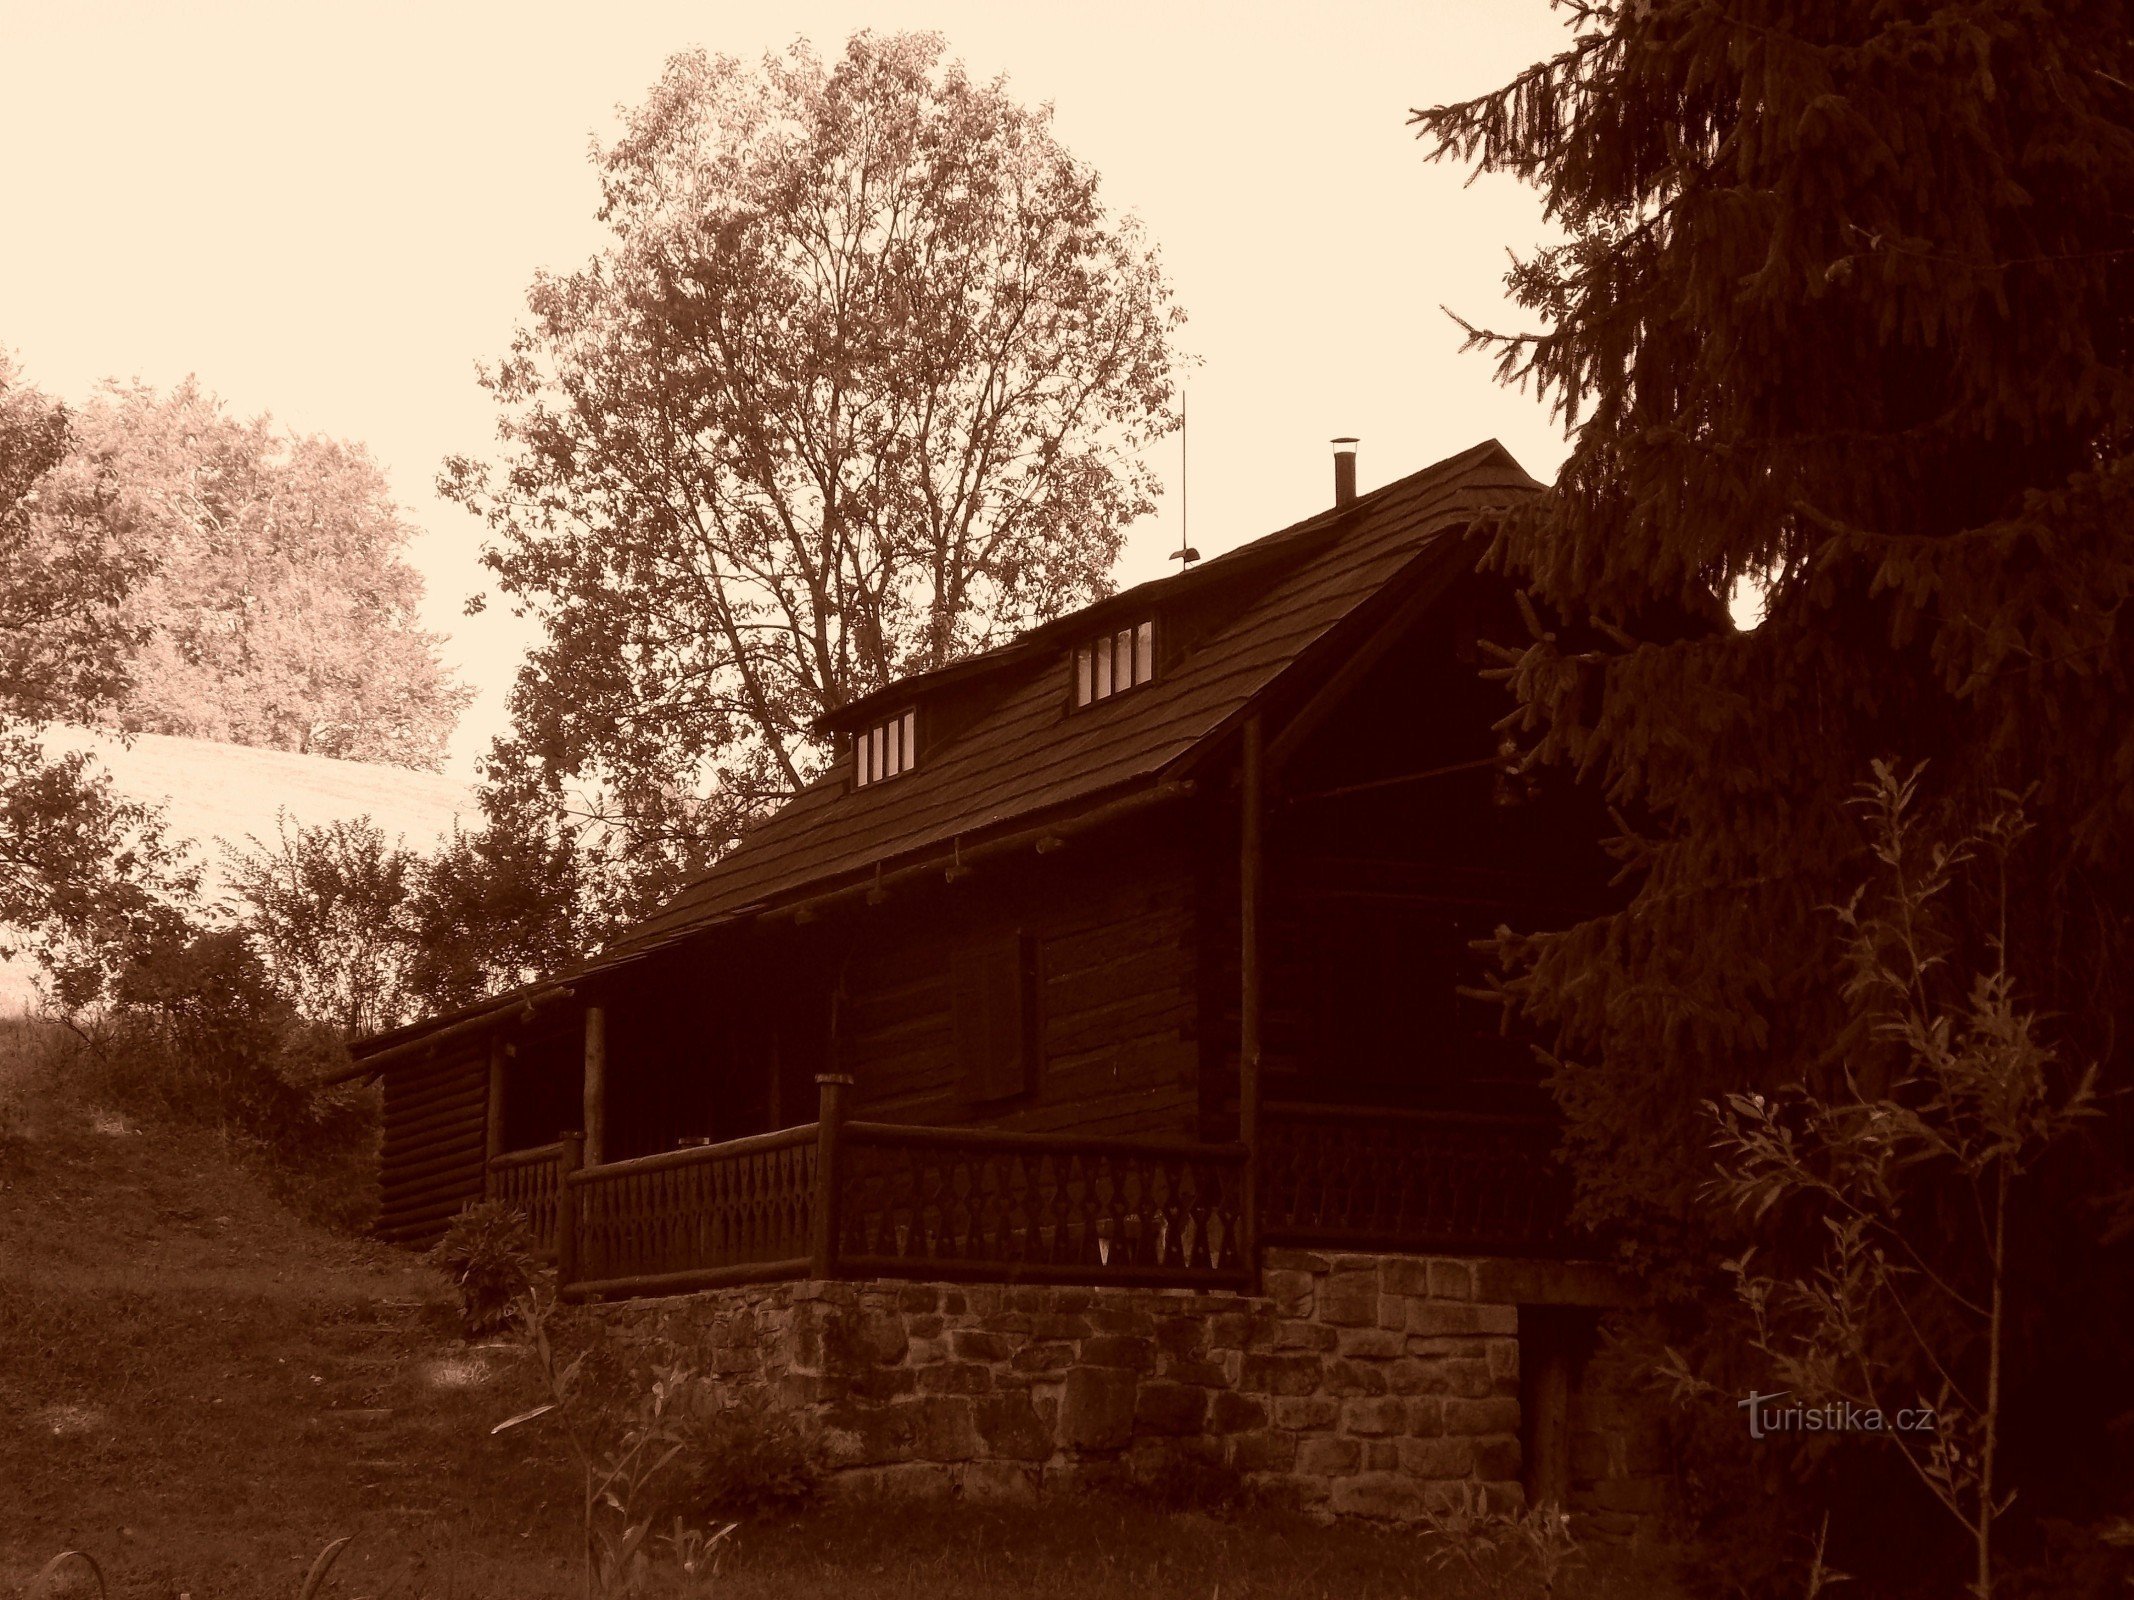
[[485, 1077, 1570, 1302]]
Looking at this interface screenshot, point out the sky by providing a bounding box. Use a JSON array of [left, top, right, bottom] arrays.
[[2, 1, 1577, 777]]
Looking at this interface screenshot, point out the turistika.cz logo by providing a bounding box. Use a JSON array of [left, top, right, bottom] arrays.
[[1738, 1391, 1939, 1440]]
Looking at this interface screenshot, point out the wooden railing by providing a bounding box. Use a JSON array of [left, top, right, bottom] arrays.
[[543, 1080, 1572, 1302], [1259, 1101, 1572, 1256], [486, 1142, 564, 1257], [565, 1124, 819, 1298], [836, 1123, 1252, 1288]]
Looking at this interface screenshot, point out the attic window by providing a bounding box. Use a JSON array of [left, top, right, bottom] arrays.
[[1073, 620, 1155, 707], [853, 708, 918, 788]]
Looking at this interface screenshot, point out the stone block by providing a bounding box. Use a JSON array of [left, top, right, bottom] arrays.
[[1294, 1434, 1362, 1476], [1328, 1472, 1426, 1521], [1396, 1436, 1474, 1479], [1262, 1247, 1329, 1274], [1155, 1316, 1208, 1358], [916, 1361, 995, 1397], [1238, 1353, 1322, 1397], [1160, 1356, 1230, 1387], [972, 1395, 1051, 1461], [1262, 1268, 1316, 1317], [1079, 1335, 1153, 1371], [1377, 1294, 1409, 1331], [1406, 1335, 1490, 1360], [1335, 1327, 1406, 1360], [1010, 1340, 1076, 1375], [1134, 1382, 1209, 1436], [1088, 1308, 1157, 1337], [1363, 1439, 1402, 1471], [1321, 1359, 1388, 1397], [1487, 1339, 1520, 1386], [1405, 1397, 1445, 1436], [1227, 1428, 1296, 1473], [1406, 1301, 1518, 1338], [1060, 1366, 1138, 1451], [907, 1396, 981, 1461], [1207, 1391, 1267, 1434], [1318, 1269, 1380, 1327], [1378, 1257, 1431, 1297], [1443, 1396, 1522, 1436], [951, 1329, 1014, 1362], [1272, 1395, 1341, 1431], [1427, 1259, 1475, 1300], [1340, 1396, 1407, 1436], [898, 1287, 942, 1314], [907, 1336, 951, 1367], [1274, 1319, 1339, 1353], [843, 1366, 919, 1403]]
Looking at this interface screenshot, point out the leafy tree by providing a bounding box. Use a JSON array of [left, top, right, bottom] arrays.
[[225, 813, 424, 1036], [445, 31, 1186, 905], [66, 378, 472, 770], [0, 355, 194, 996], [225, 807, 591, 1037], [1415, 1, 2133, 1581]]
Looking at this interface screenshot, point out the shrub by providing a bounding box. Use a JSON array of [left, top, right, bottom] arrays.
[[672, 1397, 822, 1520], [427, 1201, 540, 1337]]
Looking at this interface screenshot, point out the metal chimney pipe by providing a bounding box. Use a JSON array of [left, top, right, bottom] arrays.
[[1332, 437, 1359, 507]]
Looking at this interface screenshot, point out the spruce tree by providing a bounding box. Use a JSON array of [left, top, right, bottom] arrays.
[[1416, 0, 2133, 1574]]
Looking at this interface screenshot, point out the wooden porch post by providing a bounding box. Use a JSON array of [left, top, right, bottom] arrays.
[[555, 1130, 584, 1290], [1239, 713, 1264, 1276], [483, 1038, 505, 1196], [582, 1004, 607, 1167], [811, 1073, 855, 1280]]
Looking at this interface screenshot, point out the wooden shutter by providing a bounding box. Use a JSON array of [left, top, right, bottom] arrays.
[[952, 930, 1034, 1104]]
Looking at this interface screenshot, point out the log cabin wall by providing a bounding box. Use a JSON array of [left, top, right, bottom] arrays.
[[376, 1039, 491, 1247], [836, 818, 1204, 1140]]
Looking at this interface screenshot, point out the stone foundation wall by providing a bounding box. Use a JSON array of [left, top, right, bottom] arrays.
[[599, 1248, 1651, 1524]]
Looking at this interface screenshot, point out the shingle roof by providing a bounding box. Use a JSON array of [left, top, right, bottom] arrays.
[[343, 439, 1541, 1065], [605, 439, 1540, 956]]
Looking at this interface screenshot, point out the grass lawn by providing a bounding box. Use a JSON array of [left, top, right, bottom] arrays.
[[0, 1021, 1681, 1600]]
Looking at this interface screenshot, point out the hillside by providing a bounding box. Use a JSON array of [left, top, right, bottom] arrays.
[[0, 1021, 1642, 1600], [2, 727, 476, 1013]]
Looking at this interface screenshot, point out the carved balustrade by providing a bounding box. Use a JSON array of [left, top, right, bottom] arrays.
[[1259, 1102, 1572, 1255], [833, 1123, 1253, 1288], [486, 1141, 563, 1256], [567, 1125, 819, 1295]]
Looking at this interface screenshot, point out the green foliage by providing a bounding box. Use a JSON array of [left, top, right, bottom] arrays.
[[1416, 5, 2134, 1582], [671, 1399, 823, 1521], [62, 376, 471, 770], [427, 1202, 542, 1338], [1418, 1482, 1589, 1600], [224, 809, 596, 1035], [226, 812, 424, 1036], [1701, 767, 2095, 1596], [443, 30, 1187, 915], [500, 1295, 742, 1598], [0, 353, 198, 1000]]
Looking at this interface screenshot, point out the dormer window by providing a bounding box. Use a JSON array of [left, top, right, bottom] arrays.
[[1074, 620, 1155, 707], [854, 708, 917, 788]]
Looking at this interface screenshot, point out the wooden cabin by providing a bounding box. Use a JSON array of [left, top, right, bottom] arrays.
[[345, 440, 1612, 1299]]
